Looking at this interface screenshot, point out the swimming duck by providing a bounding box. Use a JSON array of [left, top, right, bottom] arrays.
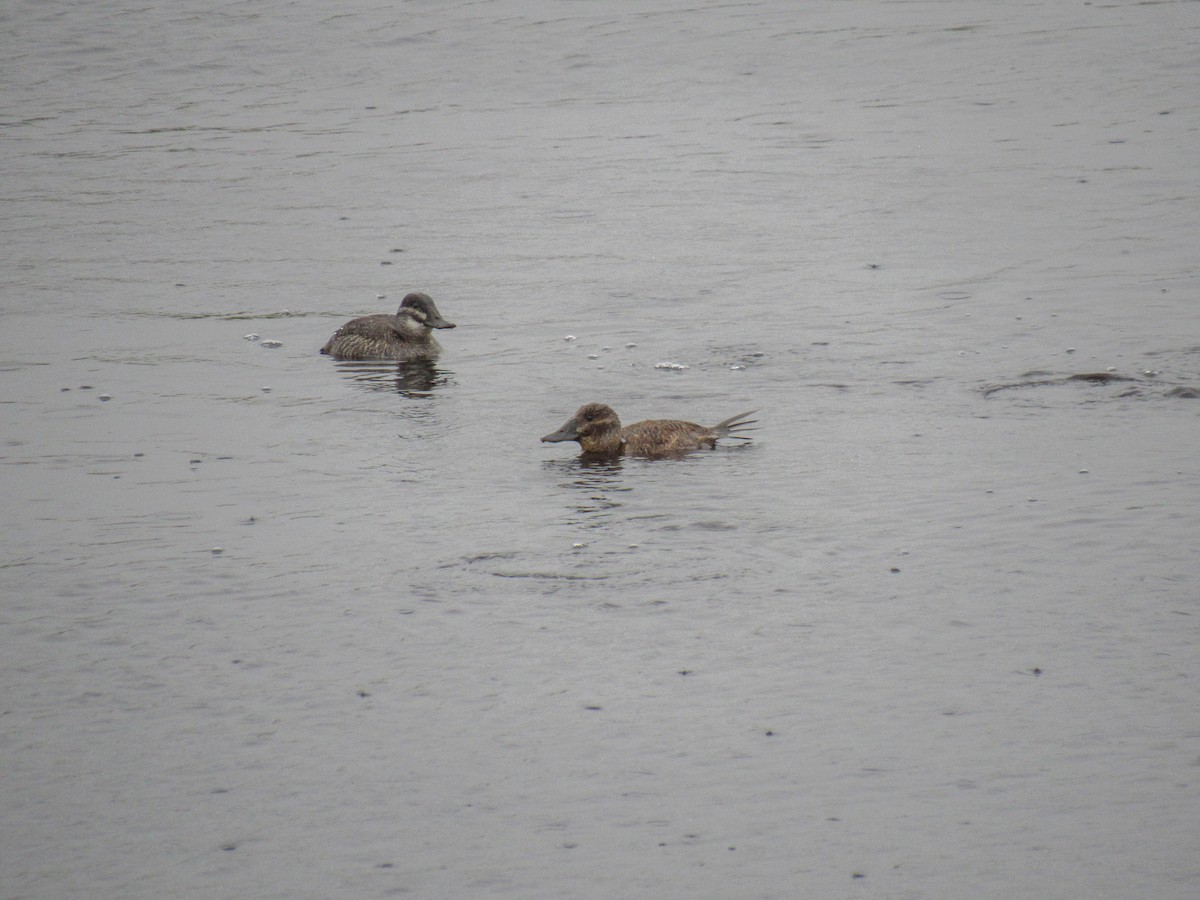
[[320, 292, 455, 360], [541, 403, 757, 459]]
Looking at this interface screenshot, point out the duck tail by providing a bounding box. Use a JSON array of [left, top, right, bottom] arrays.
[[712, 409, 758, 441]]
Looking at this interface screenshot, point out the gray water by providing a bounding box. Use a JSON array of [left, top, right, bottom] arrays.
[[3, 1, 1199, 898]]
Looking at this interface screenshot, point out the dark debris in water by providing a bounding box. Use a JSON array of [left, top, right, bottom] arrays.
[[983, 371, 1200, 399], [1066, 372, 1135, 383], [1165, 386, 1200, 399], [148, 310, 298, 320], [490, 570, 612, 581]]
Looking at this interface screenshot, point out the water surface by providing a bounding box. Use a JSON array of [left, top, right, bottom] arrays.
[[3, 1, 1199, 897]]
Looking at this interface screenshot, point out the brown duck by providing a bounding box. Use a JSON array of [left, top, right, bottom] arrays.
[[541, 403, 757, 459], [320, 292, 455, 360]]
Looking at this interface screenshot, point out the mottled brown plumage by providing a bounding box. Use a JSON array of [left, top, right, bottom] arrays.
[[541, 403, 757, 459], [320, 292, 455, 360]]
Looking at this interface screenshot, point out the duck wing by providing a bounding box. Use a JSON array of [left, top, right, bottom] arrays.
[[621, 419, 713, 456]]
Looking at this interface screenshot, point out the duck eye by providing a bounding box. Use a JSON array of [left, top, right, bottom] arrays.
[[584, 413, 594, 422]]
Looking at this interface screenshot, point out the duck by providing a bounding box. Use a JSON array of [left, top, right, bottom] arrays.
[[541, 403, 757, 459], [320, 292, 455, 360]]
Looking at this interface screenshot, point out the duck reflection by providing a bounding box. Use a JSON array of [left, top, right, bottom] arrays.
[[542, 456, 629, 525], [330, 358, 451, 398]]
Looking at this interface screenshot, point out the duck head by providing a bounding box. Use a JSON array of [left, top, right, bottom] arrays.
[[399, 292, 455, 329], [541, 403, 624, 456]]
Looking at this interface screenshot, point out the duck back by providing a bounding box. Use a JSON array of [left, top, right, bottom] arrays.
[[622, 410, 756, 458], [320, 314, 441, 360]]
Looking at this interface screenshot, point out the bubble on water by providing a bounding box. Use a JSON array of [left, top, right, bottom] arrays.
[[260, 339, 283, 349], [211, 547, 224, 556], [261, 386, 272, 393], [625, 342, 637, 348], [98, 393, 111, 401], [572, 542, 586, 549], [244, 333, 260, 342], [655, 362, 688, 371], [564, 335, 577, 342]]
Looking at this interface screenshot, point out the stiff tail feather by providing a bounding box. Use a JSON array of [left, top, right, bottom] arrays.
[[712, 409, 759, 441]]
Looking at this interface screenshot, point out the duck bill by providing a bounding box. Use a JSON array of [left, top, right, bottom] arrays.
[[541, 418, 580, 443], [422, 299, 455, 329]]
